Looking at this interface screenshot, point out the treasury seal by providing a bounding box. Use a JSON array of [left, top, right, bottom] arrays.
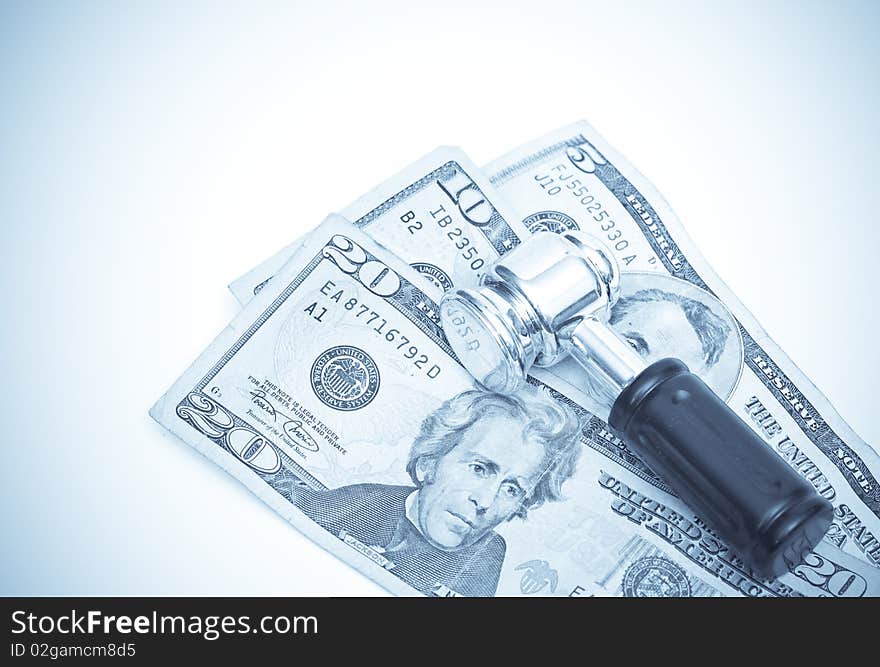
[[410, 262, 453, 291], [523, 210, 579, 235], [311, 346, 380, 411], [622, 556, 692, 597]]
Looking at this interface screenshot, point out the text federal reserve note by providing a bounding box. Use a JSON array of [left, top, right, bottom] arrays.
[[228, 147, 529, 304], [153, 215, 879, 596]]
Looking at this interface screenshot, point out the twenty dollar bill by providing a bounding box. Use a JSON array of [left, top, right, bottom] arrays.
[[153, 215, 878, 596]]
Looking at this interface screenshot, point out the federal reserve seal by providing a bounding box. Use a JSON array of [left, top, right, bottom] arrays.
[[410, 262, 453, 291], [523, 210, 579, 235], [622, 556, 692, 597], [310, 346, 380, 411]]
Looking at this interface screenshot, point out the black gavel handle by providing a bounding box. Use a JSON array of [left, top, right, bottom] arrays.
[[608, 358, 833, 579]]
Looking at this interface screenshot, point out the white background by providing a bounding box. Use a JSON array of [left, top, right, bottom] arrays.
[[2, 1, 878, 594]]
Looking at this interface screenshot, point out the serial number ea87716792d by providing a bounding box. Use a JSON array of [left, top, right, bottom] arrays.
[[305, 280, 441, 379]]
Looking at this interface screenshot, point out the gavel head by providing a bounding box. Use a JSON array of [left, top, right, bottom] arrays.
[[440, 231, 621, 393]]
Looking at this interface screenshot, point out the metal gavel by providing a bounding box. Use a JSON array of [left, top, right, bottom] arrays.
[[439, 231, 832, 579]]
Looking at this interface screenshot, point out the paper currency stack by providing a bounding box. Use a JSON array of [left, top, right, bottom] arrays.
[[151, 121, 880, 597]]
